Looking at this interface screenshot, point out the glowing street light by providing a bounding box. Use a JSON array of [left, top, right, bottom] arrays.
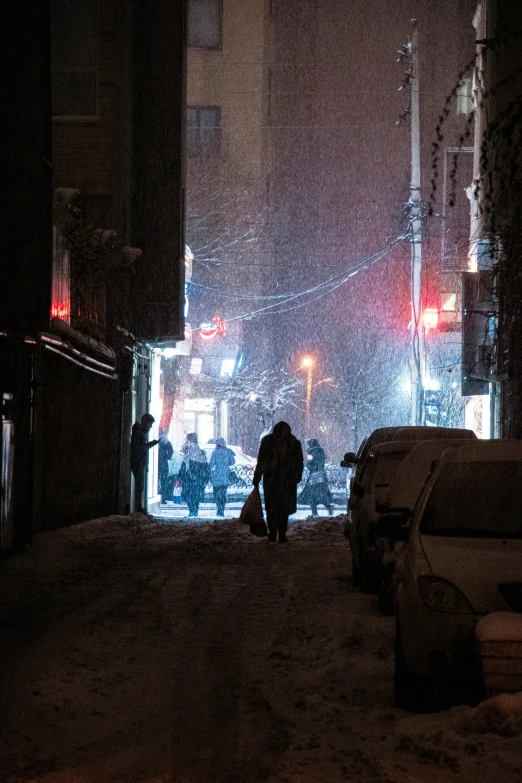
[[298, 356, 315, 433], [313, 376, 334, 388]]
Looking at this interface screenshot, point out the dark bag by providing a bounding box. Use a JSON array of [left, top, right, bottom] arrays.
[[239, 487, 267, 537]]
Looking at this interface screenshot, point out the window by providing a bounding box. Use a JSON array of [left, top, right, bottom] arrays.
[[220, 359, 235, 377], [187, 0, 222, 49], [187, 106, 221, 158], [457, 78, 473, 116], [51, 227, 71, 322], [190, 357, 203, 375], [51, 0, 99, 119]]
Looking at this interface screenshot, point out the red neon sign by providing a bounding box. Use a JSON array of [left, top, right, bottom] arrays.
[[199, 316, 227, 340]]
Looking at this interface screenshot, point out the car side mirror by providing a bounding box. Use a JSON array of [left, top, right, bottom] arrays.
[[351, 481, 365, 498], [340, 451, 358, 468], [374, 510, 410, 540]]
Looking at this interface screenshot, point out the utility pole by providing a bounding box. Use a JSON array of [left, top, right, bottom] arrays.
[[409, 19, 424, 425]]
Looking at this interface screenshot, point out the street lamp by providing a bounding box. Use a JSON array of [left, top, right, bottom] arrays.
[[298, 356, 314, 433]]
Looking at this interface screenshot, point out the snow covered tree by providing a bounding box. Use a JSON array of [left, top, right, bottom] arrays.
[[327, 326, 410, 450], [197, 363, 303, 443]]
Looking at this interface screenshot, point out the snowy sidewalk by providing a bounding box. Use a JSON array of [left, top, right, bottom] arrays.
[[0, 515, 521, 783], [154, 501, 345, 522]]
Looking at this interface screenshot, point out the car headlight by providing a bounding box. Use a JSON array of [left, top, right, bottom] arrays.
[[417, 576, 475, 614]]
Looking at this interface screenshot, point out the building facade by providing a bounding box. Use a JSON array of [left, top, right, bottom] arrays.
[[0, 0, 186, 551]]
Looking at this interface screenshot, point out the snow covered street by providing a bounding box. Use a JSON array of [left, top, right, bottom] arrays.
[[0, 514, 521, 782]]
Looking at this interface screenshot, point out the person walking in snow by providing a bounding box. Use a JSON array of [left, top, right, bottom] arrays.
[[209, 438, 236, 517], [299, 438, 334, 517], [253, 421, 303, 542], [179, 432, 209, 517], [130, 413, 159, 513]]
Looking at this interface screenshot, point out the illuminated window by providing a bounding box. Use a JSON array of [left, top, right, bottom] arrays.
[[51, 0, 99, 119], [457, 78, 473, 116], [220, 359, 235, 377], [187, 0, 222, 49], [441, 293, 457, 312], [187, 106, 221, 159], [51, 227, 70, 322], [190, 357, 203, 375], [184, 398, 215, 412]]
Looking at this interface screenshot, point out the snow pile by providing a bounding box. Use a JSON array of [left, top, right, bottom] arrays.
[[462, 692, 522, 737], [477, 612, 522, 642]]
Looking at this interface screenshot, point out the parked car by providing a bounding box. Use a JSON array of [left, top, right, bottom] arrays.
[[348, 441, 418, 592], [342, 426, 477, 589], [375, 438, 485, 615], [341, 426, 476, 500], [391, 426, 476, 443], [381, 440, 522, 711]]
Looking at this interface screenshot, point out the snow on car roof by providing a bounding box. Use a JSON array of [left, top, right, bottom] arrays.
[[441, 439, 522, 463], [392, 426, 476, 441], [369, 440, 421, 457], [386, 439, 489, 510]]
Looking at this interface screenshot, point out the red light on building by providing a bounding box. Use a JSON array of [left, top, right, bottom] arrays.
[[423, 307, 439, 331], [199, 316, 227, 340], [51, 301, 70, 319]]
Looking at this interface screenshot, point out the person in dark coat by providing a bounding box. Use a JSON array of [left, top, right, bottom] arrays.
[[158, 431, 174, 503], [253, 421, 304, 542], [209, 438, 235, 516], [130, 413, 159, 513], [299, 438, 333, 517], [178, 432, 209, 517]]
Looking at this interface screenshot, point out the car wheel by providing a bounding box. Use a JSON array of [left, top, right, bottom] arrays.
[[361, 547, 380, 594], [377, 564, 395, 616], [351, 556, 362, 587], [394, 620, 426, 711]]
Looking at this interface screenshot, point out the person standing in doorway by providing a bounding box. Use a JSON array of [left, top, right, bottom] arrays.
[[179, 432, 209, 517], [253, 421, 303, 542], [209, 438, 235, 517], [130, 413, 159, 513], [158, 430, 174, 503], [300, 438, 334, 517]]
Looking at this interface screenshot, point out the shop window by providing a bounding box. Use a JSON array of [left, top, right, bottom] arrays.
[[51, 0, 99, 119], [187, 0, 222, 49], [187, 106, 221, 158]]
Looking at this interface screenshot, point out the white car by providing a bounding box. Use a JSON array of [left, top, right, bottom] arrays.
[[382, 440, 522, 711], [375, 438, 489, 615]]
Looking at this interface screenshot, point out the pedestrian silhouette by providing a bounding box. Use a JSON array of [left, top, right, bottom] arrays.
[[253, 421, 303, 542], [130, 413, 159, 513], [299, 438, 334, 517], [209, 438, 235, 517]]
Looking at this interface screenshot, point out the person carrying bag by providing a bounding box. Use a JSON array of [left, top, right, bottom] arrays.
[[239, 486, 267, 537]]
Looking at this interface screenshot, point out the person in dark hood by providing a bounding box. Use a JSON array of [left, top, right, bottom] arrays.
[[299, 438, 333, 517], [178, 432, 209, 517], [130, 413, 159, 513], [253, 421, 304, 542], [158, 430, 174, 503], [209, 438, 235, 516]]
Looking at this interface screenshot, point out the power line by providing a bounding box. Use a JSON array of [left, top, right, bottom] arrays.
[[191, 234, 406, 331]]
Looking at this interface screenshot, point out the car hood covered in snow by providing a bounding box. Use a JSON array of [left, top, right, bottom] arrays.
[[419, 534, 522, 615]]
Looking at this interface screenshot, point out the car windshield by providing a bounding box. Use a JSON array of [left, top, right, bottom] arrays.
[[420, 461, 522, 538]]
